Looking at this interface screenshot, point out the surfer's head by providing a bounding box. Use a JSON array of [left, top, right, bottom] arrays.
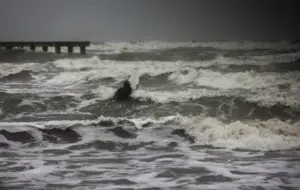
[[123, 80, 131, 90]]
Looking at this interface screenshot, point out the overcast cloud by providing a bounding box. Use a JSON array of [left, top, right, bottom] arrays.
[[0, 0, 298, 41]]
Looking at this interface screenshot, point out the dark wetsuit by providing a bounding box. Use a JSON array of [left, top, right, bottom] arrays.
[[113, 80, 133, 101]]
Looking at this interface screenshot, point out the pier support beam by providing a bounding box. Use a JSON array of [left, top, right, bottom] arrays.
[[30, 44, 36, 51], [42, 46, 48, 52], [55, 45, 61, 54], [68, 46, 73, 54], [6, 46, 12, 50], [80, 46, 86, 54]]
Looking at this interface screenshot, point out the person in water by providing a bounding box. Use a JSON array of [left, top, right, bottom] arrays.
[[113, 80, 134, 100], [113, 69, 140, 101]]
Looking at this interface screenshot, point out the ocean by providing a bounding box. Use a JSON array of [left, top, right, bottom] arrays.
[[0, 41, 300, 190]]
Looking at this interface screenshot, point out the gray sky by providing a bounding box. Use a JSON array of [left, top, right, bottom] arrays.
[[0, 0, 298, 41]]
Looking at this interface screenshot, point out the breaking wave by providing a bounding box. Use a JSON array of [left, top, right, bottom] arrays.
[[1, 114, 300, 151], [87, 40, 300, 53]]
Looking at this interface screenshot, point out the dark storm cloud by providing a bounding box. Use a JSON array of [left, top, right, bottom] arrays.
[[0, 0, 299, 41]]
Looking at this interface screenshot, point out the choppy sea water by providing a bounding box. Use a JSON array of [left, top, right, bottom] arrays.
[[0, 41, 300, 190]]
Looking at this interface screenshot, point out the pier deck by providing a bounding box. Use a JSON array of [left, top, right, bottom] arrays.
[[0, 41, 90, 54]]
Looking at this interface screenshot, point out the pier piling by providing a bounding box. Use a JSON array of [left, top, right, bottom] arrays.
[[68, 46, 73, 54], [42, 46, 48, 52], [55, 45, 61, 54], [80, 46, 86, 54], [30, 44, 36, 51]]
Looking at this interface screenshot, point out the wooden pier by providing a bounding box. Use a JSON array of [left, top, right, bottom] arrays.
[[0, 41, 90, 54]]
